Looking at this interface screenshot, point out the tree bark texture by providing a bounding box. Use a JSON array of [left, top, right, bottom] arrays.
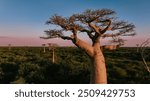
[[91, 42, 107, 84], [73, 39, 107, 84]]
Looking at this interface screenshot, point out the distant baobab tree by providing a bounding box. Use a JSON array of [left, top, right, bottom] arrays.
[[8, 44, 11, 51], [101, 37, 125, 51], [42, 44, 46, 53], [101, 44, 120, 51], [48, 43, 51, 51], [41, 9, 136, 84], [136, 44, 139, 52], [47, 43, 58, 64]]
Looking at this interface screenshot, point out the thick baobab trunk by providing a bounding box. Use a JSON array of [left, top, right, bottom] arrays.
[[74, 39, 107, 84], [90, 42, 107, 84], [74, 38, 94, 57]]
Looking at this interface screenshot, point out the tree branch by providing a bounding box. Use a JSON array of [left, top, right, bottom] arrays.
[[60, 35, 73, 40], [101, 32, 136, 38], [40, 30, 73, 40], [100, 19, 112, 34], [88, 23, 101, 34], [73, 38, 94, 57], [139, 38, 150, 73], [87, 16, 101, 23], [80, 29, 94, 39]]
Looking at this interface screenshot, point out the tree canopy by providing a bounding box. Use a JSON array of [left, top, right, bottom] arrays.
[[41, 9, 136, 45]]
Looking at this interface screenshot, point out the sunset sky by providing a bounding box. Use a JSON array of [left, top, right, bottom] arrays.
[[0, 0, 150, 46]]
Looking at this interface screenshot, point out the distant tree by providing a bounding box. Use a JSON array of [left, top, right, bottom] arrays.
[[42, 44, 46, 53], [136, 44, 139, 52], [101, 38, 126, 51], [8, 44, 11, 51], [41, 9, 136, 84], [47, 43, 58, 63], [47, 43, 51, 51]]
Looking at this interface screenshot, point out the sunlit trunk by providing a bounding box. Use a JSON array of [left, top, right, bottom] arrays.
[[90, 42, 107, 84], [74, 39, 107, 84], [73, 38, 94, 57]]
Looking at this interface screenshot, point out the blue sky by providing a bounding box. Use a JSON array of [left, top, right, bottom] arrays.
[[0, 0, 150, 46]]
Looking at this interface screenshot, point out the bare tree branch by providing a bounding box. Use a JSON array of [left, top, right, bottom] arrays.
[[88, 23, 101, 34], [100, 19, 112, 34], [73, 9, 116, 23], [101, 32, 136, 38], [40, 30, 73, 40], [139, 38, 150, 73], [46, 15, 81, 31], [110, 37, 126, 46], [80, 29, 94, 39]]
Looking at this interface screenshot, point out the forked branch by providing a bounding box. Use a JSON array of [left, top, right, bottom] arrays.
[[101, 19, 112, 34], [80, 29, 94, 40]]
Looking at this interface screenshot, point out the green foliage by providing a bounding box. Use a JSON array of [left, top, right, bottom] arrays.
[[0, 61, 18, 83], [0, 47, 149, 84]]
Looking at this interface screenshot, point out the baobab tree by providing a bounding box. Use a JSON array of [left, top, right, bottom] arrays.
[[42, 44, 46, 53], [48, 43, 52, 51], [47, 43, 58, 63], [41, 9, 136, 84], [136, 44, 139, 52], [101, 44, 120, 51], [8, 44, 11, 51]]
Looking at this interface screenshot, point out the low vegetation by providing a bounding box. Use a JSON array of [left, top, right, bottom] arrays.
[[0, 47, 149, 84]]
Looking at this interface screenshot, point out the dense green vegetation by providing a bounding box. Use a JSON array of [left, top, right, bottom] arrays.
[[0, 47, 149, 84]]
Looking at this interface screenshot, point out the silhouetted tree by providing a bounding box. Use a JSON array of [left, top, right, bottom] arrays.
[[41, 9, 136, 84]]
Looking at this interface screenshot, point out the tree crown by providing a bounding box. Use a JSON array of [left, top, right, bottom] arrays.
[[41, 9, 136, 45]]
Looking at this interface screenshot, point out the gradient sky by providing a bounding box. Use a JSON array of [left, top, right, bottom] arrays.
[[0, 0, 150, 46]]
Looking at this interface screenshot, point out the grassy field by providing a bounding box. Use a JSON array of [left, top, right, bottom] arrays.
[[0, 46, 149, 84]]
